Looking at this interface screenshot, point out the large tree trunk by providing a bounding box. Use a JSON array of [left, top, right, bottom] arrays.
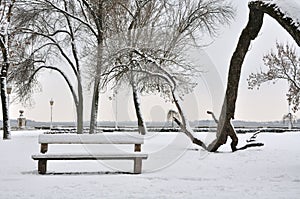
[[88, 2, 105, 134], [207, 5, 264, 152], [89, 40, 103, 134], [1, 76, 11, 140], [132, 83, 147, 135]]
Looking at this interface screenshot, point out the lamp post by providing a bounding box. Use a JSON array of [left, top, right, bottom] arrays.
[[49, 99, 54, 130], [7, 85, 12, 96], [7, 85, 12, 114], [109, 90, 118, 130], [114, 90, 118, 130]]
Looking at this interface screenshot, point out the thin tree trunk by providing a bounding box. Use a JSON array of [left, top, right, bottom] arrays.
[[89, 79, 100, 134], [63, 6, 84, 134], [208, 5, 264, 152], [0, 37, 11, 140], [77, 76, 84, 134], [1, 76, 10, 140], [172, 91, 207, 150], [132, 83, 147, 135], [0, 0, 14, 140]]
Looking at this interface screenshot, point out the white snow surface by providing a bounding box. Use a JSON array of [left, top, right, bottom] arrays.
[[38, 133, 144, 144], [251, 0, 300, 29], [1, 130, 300, 198]]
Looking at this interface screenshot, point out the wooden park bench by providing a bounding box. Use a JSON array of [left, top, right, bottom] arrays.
[[32, 133, 148, 174]]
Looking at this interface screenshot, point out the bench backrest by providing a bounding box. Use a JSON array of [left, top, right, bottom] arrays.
[[38, 134, 144, 145]]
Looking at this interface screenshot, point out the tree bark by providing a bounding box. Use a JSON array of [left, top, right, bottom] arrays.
[[0, 1, 12, 139], [132, 83, 147, 135], [1, 76, 10, 140], [89, 40, 103, 134], [208, 5, 264, 152], [77, 76, 84, 134], [0, 36, 11, 140], [89, 79, 100, 134]]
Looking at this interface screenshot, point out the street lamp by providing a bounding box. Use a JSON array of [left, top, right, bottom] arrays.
[[49, 99, 54, 130], [6, 85, 12, 111], [6, 85, 12, 96], [7, 85, 12, 109], [114, 90, 118, 130], [109, 90, 118, 130]]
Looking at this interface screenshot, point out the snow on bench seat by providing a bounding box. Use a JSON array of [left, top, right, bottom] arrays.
[[38, 134, 144, 144]]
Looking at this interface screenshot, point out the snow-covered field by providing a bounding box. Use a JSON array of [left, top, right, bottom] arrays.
[[0, 130, 299, 199]]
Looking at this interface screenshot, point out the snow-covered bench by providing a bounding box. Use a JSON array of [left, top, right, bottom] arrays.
[[32, 134, 148, 174]]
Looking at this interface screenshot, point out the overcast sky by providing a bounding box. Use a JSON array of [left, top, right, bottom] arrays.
[[2, 1, 299, 123]]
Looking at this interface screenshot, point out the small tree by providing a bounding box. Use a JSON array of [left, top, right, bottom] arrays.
[[248, 42, 300, 112]]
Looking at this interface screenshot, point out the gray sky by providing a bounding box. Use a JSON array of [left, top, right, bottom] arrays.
[[2, 1, 299, 123]]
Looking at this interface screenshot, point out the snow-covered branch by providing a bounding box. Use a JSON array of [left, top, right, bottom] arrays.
[[20, 29, 79, 77], [43, 0, 98, 37]]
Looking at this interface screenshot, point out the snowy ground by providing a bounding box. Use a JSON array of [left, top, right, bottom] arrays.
[[0, 130, 299, 199]]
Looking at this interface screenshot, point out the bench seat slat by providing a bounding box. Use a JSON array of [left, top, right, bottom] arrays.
[[39, 134, 144, 144], [32, 153, 148, 160]]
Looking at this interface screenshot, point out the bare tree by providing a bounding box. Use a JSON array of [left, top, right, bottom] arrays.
[[248, 42, 300, 112], [13, 0, 153, 134], [10, 0, 86, 133], [103, 1, 169, 135], [57, 0, 124, 134], [0, 0, 15, 139], [103, 0, 234, 136]]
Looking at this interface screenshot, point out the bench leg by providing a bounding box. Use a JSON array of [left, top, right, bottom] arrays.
[[134, 144, 141, 152], [38, 160, 47, 174], [40, 144, 48, 154], [134, 158, 142, 174]]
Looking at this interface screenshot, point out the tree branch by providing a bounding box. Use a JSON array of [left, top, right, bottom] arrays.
[[29, 65, 79, 107]]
